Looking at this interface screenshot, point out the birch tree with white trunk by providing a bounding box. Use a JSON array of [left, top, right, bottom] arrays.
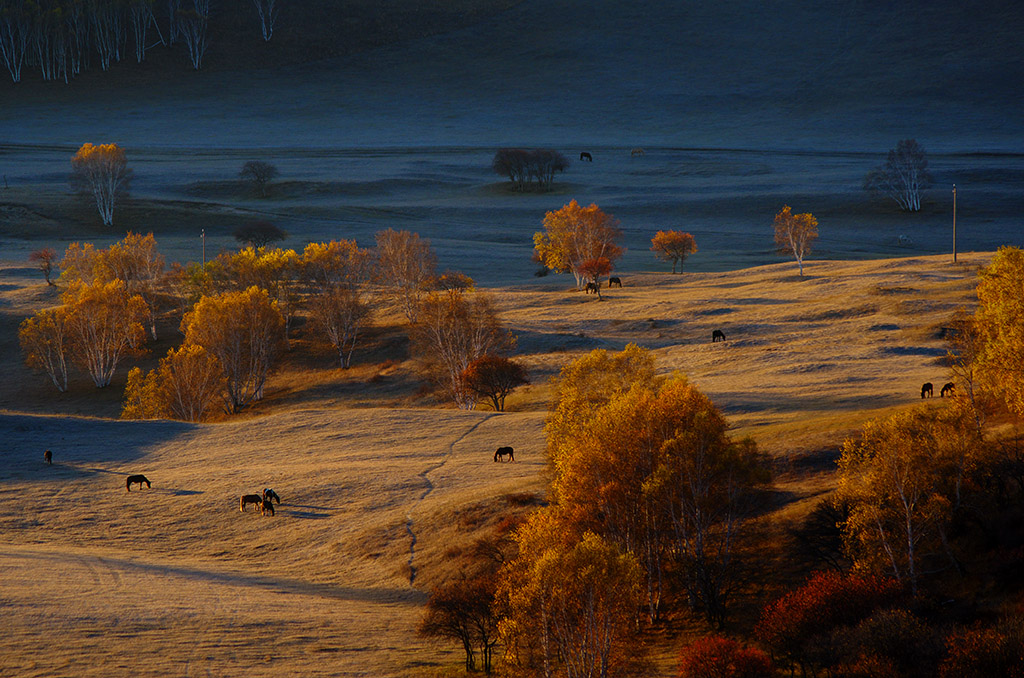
[[0, 0, 30, 83], [252, 0, 278, 41], [177, 0, 209, 69], [864, 139, 932, 213], [71, 143, 132, 226]]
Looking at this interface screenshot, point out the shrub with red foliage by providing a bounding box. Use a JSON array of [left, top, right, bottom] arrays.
[[755, 571, 901, 671], [939, 621, 1024, 678], [677, 635, 773, 678]]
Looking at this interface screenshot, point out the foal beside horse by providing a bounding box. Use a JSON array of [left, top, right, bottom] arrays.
[[494, 446, 515, 462], [126, 474, 151, 491]]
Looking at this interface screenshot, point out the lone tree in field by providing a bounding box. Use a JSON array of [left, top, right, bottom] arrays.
[[773, 205, 818, 276], [240, 160, 279, 197], [71, 143, 131, 226], [460, 354, 529, 411], [533, 200, 624, 288], [650, 230, 697, 273], [29, 248, 58, 285], [864, 139, 932, 212], [233, 221, 288, 248]]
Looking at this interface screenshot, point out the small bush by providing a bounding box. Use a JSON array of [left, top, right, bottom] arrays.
[[676, 635, 773, 678]]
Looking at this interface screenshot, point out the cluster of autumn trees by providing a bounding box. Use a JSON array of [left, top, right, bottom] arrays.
[[20, 229, 530, 419], [0, 0, 285, 82], [421, 248, 1024, 677]]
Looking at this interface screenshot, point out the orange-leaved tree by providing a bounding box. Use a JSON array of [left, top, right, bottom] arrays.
[[772, 205, 818, 276], [551, 368, 767, 625], [676, 635, 774, 678], [181, 286, 286, 413], [651, 230, 697, 273], [577, 257, 613, 299], [460, 354, 529, 411], [19, 306, 73, 392], [63, 280, 148, 387], [533, 200, 623, 289], [122, 344, 225, 422], [71, 143, 131, 226]]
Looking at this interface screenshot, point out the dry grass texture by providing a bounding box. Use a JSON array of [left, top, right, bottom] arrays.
[[0, 252, 988, 676]]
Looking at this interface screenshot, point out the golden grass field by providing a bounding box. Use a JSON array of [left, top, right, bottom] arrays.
[[0, 251, 988, 676]]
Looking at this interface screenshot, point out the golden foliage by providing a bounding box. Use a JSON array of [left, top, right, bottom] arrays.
[[773, 205, 818, 276], [975, 246, 1024, 418], [19, 306, 73, 392], [533, 200, 624, 288], [650, 229, 698, 273], [62, 280, 148, 388], [122, 345, 225, 422], [181, 286, 285, 413]]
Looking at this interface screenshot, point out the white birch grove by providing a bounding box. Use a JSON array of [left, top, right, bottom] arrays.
[[19, 308, 72, 392], [252, 0, 278, 41], [64, 281, 148, 388], [90, 0, 127, 70], [864, 139, 932, 213], [128, 0, 155, 62], [0, 2, 30, 82], [177, 0, 208, 69]]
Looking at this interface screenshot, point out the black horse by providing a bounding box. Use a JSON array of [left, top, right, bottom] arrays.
[[608, 277, 622, 288], [263, 488, 281, 505], [585, 282, 599, 294], [43, 450, 52, 465], [921, 382, 934, 398], [580, 151, 592, 162], [126, 474, 151, 491], [712, 329, 726, 342], [494, 446, 515, 462], [240, 494, 263, 511], [940, 382, 955, 397]]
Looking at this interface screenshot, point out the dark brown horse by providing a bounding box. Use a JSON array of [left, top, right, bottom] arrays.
[[712, 329, 726, 342], [240, 494, 263, 512], [259, 498, 275, 516], [921, 382, 933, 398], [940, 382, 955, 397], [494, 446, 515, 462], [43, 450, 52, 465], [580, 151, 592, 162], [608, 277, 622, 288], [585, 282, 599, 294], [263, 488, 281, 505], [126, 474, 151, 491]]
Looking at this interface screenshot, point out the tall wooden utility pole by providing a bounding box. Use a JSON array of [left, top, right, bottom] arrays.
[[952, 185, 957, 263], [201, 229, 206, 266]]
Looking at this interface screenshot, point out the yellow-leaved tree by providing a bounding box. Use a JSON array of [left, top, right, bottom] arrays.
[[122, 344, 225, 422], [533, 200, 624, 289], [71, 143, 131, 226], [19, 306, 73, 392], [63, 280, 148, 387], [181, 286, 285, 413], [837, 406, 984, 594], [974, 246, 1024, 418], [497, 510, 642, 678], [773, 205, 818, 276]]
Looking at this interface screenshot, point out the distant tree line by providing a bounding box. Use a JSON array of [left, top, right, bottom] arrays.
[[0, 0, 281, 82], [492, 148, 568, 192]]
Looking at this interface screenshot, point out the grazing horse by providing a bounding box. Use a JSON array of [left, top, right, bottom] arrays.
[[630, 148, 645, 157], [240, 494, 263, 512], [921, 382, 934, 398], [259, 498, 275, 516], [608, 277, 622, 288], [712, 329, 726, 343], [585, 282, 599, 294], [126, 474, 151, 492], [494, 446, 515, 462], [940, 382, 955, 397], [263, 488, 281, 505], [580, 151, 592, 162], [43, 450, 52, 465]]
